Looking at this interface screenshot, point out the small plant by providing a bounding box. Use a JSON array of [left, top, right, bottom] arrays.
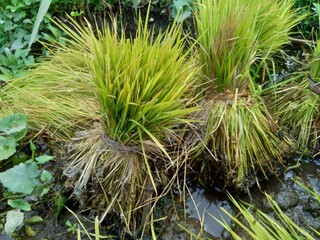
[[0, 0, 63, 81], [293, 0, 319, 37], [216, 189, 320, 240], [171, 0, 194, 23], [0, 114, 55, 237], [0, 114, 28, 161], [0, 147, 55, 237], [66, 212, 114, 240]]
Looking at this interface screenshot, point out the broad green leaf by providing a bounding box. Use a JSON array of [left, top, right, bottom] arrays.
[[12, 11, 26, 22], [40, 170, 52, 182], [5, 210, 24, 236], [28, 0, 51, 48], [47, 24, 63, 38], [23, 18, 32, 24], [24, 0, 32, 6], [11, 151, 28, 165], [11, 38, 25, 50], [312, 3, 320, 14], [24, 55, 34, 66], [0, 162, 39, 194], [0, 135, 16, 161], [0, 114, 28, 135], [8, 199, 31, 211], [172, 0, 192, 22], [4, 21, 15, 31], [0, 67, 13, 77], [4, 48, 16, 63], [36, 155, 54, 164], [12, 128, 28, 142]]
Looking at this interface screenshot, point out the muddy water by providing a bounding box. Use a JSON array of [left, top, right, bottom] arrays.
[[159, 159, 320, 239]]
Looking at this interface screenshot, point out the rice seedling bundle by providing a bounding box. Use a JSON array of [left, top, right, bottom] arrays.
[[194, 0, 300, 187], [0, 16, 201, 231]]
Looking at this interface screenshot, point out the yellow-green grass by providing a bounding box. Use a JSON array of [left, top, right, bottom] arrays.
[[310, 40, 320, 82], [217, 190, 319, 240], [181, 183, 319, 239], [264, 40, 320, 152], [0, 15, 201, 231], [265, 76, 320, 152], [197, 92, 289, 186], [192, 0, 298, 186], [195, 0, 302, 93]]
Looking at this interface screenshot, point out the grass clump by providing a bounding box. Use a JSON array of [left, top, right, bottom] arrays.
[[193, 0, 300, 187], [216, 188, 320, 240], [264, 40, 320, 153], [0, 14, 201, 233]]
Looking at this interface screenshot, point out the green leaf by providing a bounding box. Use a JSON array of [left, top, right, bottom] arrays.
[[172, 0, 192, 22], [5, 210, 24, 236], [0, 135, 16, 161], [0, 162, 39, 194], [12, 128, 28, 142], [47, 24, 63, 38], [12, 11, 26, 22], [4, 48, 17, 63], [0, 114, 28, 135], [4, 21, 15, 31], [11, 151, 28, 165], [28, 0, 52, 48], [25, 215, 43, 224], [25, 225, 37, 237], [312, 3, 320, 14], [24, 55, 34, 66], [11, 38, 26, 50], [23, 18, 32, 24], [55, 193, 67, 220], [40, 187, 50, 196], [40, 170, 52, 182], [30, 142, 36, 151], [8, 199, 31, 211], [36, 155, 54, 164], [0, 67, 13, 77]]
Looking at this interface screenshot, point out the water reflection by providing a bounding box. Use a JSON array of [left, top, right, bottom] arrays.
[[185, 187, 234, 238]]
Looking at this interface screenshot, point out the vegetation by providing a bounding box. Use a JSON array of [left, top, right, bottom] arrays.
[[293, 0, 320, 37], [192, 0, 301, 187], [0, 10, 201, 234], [0, 0, 65, 81], [1, 0, 320, 238], [0, 114, 57, 238], [264, 39, 320, 153], [217, 184, 320, 240]]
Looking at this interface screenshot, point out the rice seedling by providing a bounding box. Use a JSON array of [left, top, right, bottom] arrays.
[[216, 190, 319, 240], [264, 41, 320, 153], [193, 0, 300, 187], [0, 12, 201, 234], [66, 207, 115, 240]]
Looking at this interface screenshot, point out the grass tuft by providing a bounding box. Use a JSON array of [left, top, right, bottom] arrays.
[[0, 13, 201, 232], [192, 0, 298, 186], [216, 190, 319, 240]]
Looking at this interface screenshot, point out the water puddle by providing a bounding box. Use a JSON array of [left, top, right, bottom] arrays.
[[165, 159, 320, 239]]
